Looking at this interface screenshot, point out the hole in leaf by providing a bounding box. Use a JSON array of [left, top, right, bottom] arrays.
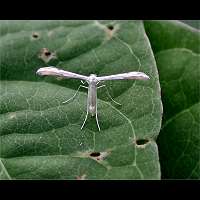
[[90, 152, 100, 157], [38, 48, 57, 63], [136, 139, 149, 145], [107, 24, 114, 30], [32, 32, 39, 39], [44, 51, 51, 56]]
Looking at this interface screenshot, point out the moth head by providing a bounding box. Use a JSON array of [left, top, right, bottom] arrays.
[[88, 74, 98, 83]]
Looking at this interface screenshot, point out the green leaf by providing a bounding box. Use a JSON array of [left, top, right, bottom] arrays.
[[181, 20, 200, 30], [156, 49, 200, 179], [144, 20, 200, 54], [0, 20, 162, 179]]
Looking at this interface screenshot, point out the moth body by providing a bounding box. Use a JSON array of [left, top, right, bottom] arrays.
[[87, 74, 98, 117]]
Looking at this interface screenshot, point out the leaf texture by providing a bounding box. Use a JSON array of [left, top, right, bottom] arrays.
[[0, 20, 162, 179]]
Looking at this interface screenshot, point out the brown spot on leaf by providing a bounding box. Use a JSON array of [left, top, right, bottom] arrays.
[[38, 48, 57, 63], [76, 174, 86, 180], [89, 151, 110, 161], [105, 23, 120, 40], [94, 21, 120, 41]]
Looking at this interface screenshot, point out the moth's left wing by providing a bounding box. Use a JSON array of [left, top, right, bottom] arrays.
[[36, 67, 88, 81]]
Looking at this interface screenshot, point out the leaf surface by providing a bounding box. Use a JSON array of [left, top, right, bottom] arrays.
[[144, 20, 200, 54], [156, 49, 200, 179], [181, 20, 200, 30], [0, 20, 162, 179]]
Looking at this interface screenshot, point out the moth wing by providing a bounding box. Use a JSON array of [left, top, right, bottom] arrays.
[[36, 67, 88, 81], [97, 71, 150, 81]]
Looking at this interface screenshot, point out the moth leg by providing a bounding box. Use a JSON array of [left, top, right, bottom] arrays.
[[81, 80, 86, 85], [97, 85, 105, 89], [95, 108, 101, 131], [97, 85, 121, 106], [81, 109, 89, 130], [62, 85, 88, 104]]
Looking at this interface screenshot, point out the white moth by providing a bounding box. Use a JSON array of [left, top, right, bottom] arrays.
[[36, 67, 150, 131]]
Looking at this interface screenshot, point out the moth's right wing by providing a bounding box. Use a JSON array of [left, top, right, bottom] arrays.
[[97, 71, 150, 81], [36, 67, 88, 81]]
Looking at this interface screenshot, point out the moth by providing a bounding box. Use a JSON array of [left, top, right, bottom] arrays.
[[36, 67, 150, 131]]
